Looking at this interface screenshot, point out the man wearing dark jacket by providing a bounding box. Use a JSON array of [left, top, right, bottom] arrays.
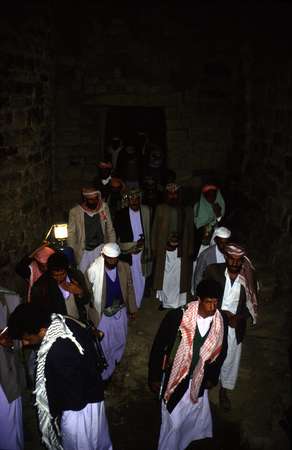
[[203, 243, 258, 411], [7, 303, 112, 450], [149, 280, 228, 450], [31, 252, 90, 322]]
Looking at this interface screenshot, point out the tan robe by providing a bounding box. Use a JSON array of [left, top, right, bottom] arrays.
[[151, 204, 194, 294]]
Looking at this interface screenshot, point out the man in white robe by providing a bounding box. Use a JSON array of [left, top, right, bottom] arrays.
[[204, 243, 258, 411], [0, 288, 25, 450], [87, 243, 137, 380], [149, 280, 228, 450], [193, 226, 231, 294], [7, 303, 112, 450], [114, 189, 152, 309]]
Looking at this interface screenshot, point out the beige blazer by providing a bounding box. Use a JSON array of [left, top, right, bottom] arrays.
[[68, 202, 116, 264]]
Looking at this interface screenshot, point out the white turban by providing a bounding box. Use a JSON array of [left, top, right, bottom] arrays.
[[102, 243, 121, 257], [213, 226, 231, 239]]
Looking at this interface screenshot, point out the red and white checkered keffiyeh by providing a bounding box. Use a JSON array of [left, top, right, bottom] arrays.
[[164, 301, 224, 404]]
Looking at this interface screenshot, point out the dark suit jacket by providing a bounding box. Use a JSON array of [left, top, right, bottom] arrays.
[[31, 268, 90, 322], [203, 263, 251, 343], [45, 318, 104, 418], [148, 303, 228, 412]]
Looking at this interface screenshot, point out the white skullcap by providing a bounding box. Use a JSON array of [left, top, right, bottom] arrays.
[[213, 226, 231, 239], [102, 243, 121, 257]]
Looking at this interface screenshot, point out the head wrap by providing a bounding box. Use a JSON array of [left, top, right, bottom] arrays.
[[34, 246, 55, 264], [224, 243, 245, 257], [81, 187, 101, 199], [165, 183, 179, 192], [28, 246, 55, 302], [98, 161, 112, 169], [213, 227, 231, 240], [202, 184, 218, 193], [224, 243, 258, 324], [102, 243, 121, 258]]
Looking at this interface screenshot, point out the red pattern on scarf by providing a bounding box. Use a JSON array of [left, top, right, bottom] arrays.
[[164, 301, 224, 404]]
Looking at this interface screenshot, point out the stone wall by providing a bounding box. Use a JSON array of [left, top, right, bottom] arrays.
[[53, 6, 239, 215], [0, 4, 54, 288], [239, 36, 292, 279]]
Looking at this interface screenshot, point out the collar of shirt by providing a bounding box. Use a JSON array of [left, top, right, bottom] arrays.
[[105, 267, 117, 282], [58, 276, 71, 299]]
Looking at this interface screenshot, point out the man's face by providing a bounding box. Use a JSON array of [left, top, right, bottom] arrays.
[[103, 254, 119, 270], [99, 168, 111, 180], [51, 269, 67, 285], [215, 237, 228, 254], [166, 191, 178, 206], [129, 195, 141, 211], [225, 254, 243, 274], [21, 328, 47, 347], [198, 297, 218, 318], [204, 189, 217, 204], [85, 195, 100, 210], [36, 261, 47, 273]]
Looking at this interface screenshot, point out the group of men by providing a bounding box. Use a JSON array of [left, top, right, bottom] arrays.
[[0, 153, 259, 450]]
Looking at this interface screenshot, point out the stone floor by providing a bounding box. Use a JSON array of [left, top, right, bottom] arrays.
[[23, 260, 291, 450]]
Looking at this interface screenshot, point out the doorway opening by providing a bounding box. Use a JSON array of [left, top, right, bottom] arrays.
[[104, 106, 167, 155]]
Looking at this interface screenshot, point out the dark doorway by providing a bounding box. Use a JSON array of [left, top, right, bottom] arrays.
[[104, 106, 167, 152]]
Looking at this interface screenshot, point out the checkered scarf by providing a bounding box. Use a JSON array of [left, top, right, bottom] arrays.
[[34, 314, 84, 449], [164, 301, 224, 404]]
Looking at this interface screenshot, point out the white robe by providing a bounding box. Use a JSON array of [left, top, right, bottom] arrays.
[[98, 306, 128, 381], [61, 401, 112, 450], [129, 208, 145, 308], [220, 270, 242, 390], [0, 290, 24, 450], [156, 249, 186, 309], [79, 244, 103, 274]]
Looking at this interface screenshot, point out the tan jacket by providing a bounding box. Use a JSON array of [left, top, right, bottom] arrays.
[[151, 204, 194, 293], [87, 260, 137, 326], [67, 203, 116, 264]]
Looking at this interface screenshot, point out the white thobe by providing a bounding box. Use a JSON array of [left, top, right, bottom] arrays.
[[158, 315, 213, 450], [129, 208, 145, 308], [220, 270, 242, 390], [156, 249, 186, 309], [0, 290, 24, 450], [98, 267, 128, 380], [61, 401, 112, 450], [79, 244, 103, 274], [215, 246, 225, 263]]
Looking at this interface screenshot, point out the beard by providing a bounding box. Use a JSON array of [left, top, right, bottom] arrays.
[[86, 202, 98, 210]]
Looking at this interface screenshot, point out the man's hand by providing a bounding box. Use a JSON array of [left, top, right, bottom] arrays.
[[0, 329, 14, 349], [212, 202, 222, 217], [223, 310, 238, 328], [228, 314, 239, 328], [60, 279, 83, 296], [128, 312, 137, 320], [149, 381, 161, 394]]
